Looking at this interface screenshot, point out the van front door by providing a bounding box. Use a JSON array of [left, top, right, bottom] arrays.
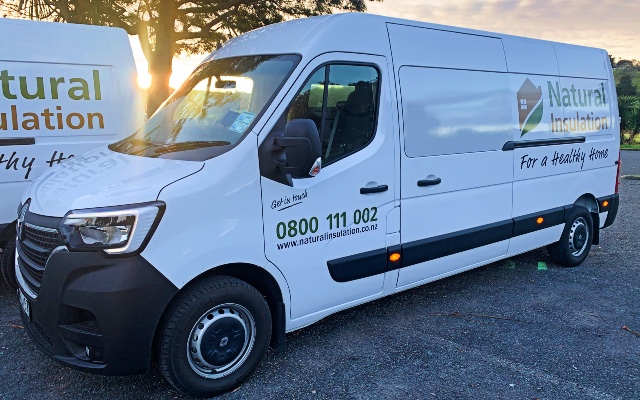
[[260, 54, 396, 320]]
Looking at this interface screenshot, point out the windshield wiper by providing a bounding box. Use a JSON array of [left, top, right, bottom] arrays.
[[151, 140, 232, 155]]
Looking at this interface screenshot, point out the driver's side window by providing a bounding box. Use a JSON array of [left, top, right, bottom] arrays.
[[287, 64, 380, 165]]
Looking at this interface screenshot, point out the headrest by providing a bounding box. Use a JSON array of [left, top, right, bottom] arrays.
[[345, 81, 373, 115]]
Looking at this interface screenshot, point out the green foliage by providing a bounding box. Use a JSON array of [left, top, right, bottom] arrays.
[[618, 95, 640, 144], [617, 74, 638, 96]]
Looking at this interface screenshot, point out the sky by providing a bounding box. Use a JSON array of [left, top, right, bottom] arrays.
[[132, 0, 640, 88]]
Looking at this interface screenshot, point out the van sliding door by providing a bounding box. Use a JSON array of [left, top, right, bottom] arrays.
[[386, 24, 514, 288]]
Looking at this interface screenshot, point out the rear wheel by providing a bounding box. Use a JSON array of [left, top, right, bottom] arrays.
[[547, 206, 593, 267], [157, 276, 271, 397], [1, 238, 18, 290]]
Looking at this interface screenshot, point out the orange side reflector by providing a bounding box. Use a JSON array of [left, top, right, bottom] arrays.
[[536, 217, 544, 224], [602, 200, 609, 207], [389, 253, 401, 262]]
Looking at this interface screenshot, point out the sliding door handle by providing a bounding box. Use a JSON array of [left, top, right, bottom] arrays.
[[360, 185, 388, 194], [417, 177, 441, 187]]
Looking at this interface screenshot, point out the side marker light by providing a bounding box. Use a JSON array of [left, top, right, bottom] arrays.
[[536, 217, 544, 224], [389, 253, 401, 262]]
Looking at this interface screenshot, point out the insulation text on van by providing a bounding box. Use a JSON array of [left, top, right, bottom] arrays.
[[0, 70, 105, 132], [547, 81, 609, 133]]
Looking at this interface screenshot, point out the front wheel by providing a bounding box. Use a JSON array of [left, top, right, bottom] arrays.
[[157, 276, 272, 397], [547, 206, 593, 267], [1, 238, 18, 290]]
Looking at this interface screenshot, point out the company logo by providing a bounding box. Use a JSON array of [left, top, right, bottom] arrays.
[[0, 68, 106, 133], [517, 78, 543, 137]]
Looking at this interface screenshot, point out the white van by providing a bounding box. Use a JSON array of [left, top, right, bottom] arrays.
[[0, 19, 143, 288], [13, 14, 620, 397]]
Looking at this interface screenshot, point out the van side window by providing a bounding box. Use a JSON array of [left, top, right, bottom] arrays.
[[288, 64, 379, 165]]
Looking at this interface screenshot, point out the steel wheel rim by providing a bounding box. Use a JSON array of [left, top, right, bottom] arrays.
[[186, 303, 256, 379], [569, 217, 589, 257]]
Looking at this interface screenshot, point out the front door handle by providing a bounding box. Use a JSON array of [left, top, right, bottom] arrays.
[[417, 177, 441, 187], [360, 185, 388, 194]]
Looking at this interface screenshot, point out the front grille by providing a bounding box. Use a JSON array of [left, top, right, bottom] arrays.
[[24, 224, 61, 250], [17, 223, 64, 296]]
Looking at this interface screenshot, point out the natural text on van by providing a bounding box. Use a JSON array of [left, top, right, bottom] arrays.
[[0, 70, 104, 131]]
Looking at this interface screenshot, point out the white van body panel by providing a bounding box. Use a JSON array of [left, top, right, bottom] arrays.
[[0, 19, 143, 228], [502, 39, 559, 76], [143, 136, 269, 288], [386, 23, 507, 72], [21, 147, 203, 217]]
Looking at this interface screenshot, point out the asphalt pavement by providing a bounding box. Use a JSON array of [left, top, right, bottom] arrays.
[[0, 152, 638, 399]]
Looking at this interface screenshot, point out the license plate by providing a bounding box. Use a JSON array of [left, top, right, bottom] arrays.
[[19, 290, 30, 320]]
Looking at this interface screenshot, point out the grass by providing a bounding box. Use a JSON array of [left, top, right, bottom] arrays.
[[621, 132, 640, 150]]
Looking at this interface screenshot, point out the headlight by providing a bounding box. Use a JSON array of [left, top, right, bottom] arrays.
[[60, 202, 165, 255]]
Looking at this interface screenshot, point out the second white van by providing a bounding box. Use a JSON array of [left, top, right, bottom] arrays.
[[13, 13, 619, 397], [0, 19, 144, 287]]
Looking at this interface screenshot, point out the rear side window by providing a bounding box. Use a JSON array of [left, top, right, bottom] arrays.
[[400, 66, 512, 157], [287, 64, 380, 165]]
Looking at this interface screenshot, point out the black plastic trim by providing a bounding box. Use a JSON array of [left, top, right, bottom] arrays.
[[601, 193, 619, 229], [512, 206, 567, 237], [0, 137, 35, 146], [402, 220, 513, 268], [502, 136, 585, 151], [327, 247, 387, 282], [327, 204, 588, 282], [20, 251, 178, 375]]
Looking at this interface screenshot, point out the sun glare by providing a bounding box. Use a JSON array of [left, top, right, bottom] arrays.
[[137, 72, 152, 89]]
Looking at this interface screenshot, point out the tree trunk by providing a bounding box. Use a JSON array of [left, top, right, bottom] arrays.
[[146, 1, 177, 115]]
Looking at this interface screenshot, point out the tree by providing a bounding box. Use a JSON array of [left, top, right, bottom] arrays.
[[617, 74, 638, 97], [618, 95, 640, 144], [4, 0, 380, 113], [616, 59, 635, 70]]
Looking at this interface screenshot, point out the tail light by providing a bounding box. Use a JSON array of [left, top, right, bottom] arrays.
[[615, 151, 621, 194]]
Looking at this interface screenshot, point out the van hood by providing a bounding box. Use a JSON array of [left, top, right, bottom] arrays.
[[23, 147, 203, 217]]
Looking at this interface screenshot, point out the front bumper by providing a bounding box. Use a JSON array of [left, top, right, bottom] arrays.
[[18, 250, 178, 375]]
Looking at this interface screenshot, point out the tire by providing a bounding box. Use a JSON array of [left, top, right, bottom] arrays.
[[547, 206, 593, 267], [157, 276, 272, 397], [1, 238, 18, 290]]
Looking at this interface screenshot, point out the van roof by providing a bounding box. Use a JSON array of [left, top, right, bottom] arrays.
[[0, 18, 131, 65], [211, 12, 607, 62]]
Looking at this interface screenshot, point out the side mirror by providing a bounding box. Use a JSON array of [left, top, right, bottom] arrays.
[[274, 119, 322, 179]]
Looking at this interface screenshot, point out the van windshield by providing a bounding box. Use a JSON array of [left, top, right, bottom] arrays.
[[110, 54, 300, 160]]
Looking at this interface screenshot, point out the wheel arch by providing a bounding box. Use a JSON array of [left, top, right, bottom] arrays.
[[154, 262, 288, 356], [573, 193, 600, 245]]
